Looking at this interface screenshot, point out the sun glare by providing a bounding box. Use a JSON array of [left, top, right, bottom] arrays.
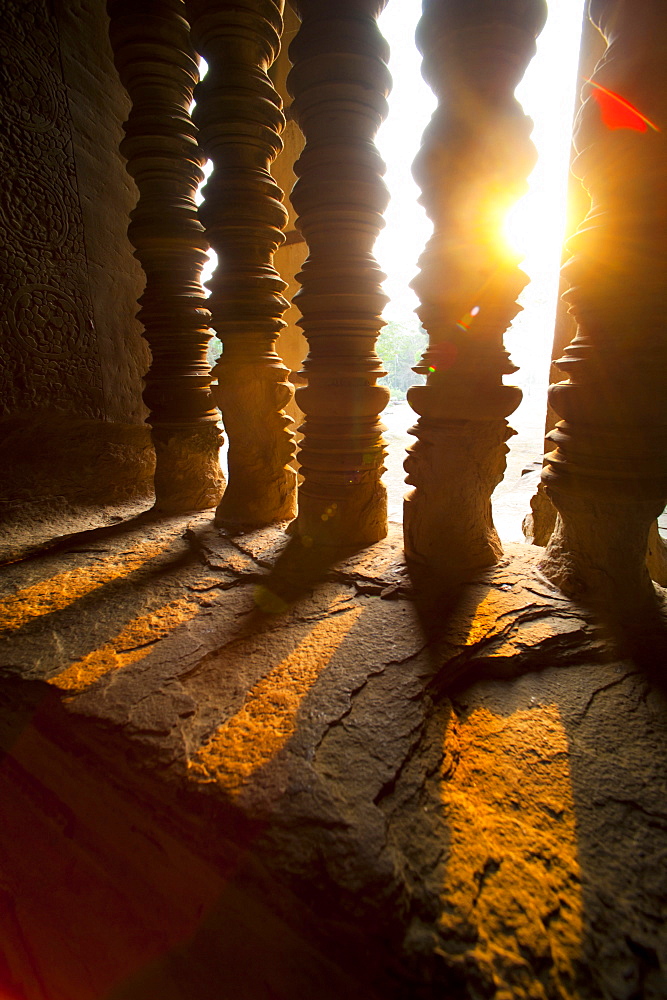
[[503, 3, 585, 279], [375, 0, 585, 312], [502, 184, 565, 272]]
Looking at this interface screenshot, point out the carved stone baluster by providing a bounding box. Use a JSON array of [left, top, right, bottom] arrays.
[[403, 0, 547, 578], [186, 0, 297, 527], [107, 0, 224, 512], [539, 0, 667, 614], [287, 0, 391, 547]]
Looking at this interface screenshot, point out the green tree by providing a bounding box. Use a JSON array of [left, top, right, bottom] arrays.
[[376, 318, 427, 399]]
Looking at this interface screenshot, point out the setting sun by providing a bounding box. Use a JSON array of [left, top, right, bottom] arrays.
[[502, 183, 567, 274]]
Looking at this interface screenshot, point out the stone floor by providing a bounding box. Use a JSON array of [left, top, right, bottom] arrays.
[[2, 510, 667, 999]]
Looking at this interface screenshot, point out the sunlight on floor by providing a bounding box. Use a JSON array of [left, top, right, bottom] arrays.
[[190, 601, 364, 796], [438, 701, 584, 983]]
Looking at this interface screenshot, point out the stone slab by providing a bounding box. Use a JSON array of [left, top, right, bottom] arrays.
[[1, 517, 666, 998]]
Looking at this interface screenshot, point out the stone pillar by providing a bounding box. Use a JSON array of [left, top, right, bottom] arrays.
[[539, 0, 667, 614], [287, 0, 391, 548], [524, 9, 604, 548], [108, 0, 224, 513], [403, 0, 547, 579], [186, 0, 298, 528]]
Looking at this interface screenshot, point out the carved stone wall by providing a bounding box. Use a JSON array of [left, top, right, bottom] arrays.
[[0, 0, 147, 424], [0, 0, 156, 527], [54, 0, 149, 425], [0, 0, 102, 418]]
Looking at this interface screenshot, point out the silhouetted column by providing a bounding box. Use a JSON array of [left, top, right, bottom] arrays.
[[108, 0, 224, 513], [403, 0, 547, 578], [524, 8, 603, 548], [287, 0, 391, 547], [539, 0, 667, 614], [187, 0, 298, 527]]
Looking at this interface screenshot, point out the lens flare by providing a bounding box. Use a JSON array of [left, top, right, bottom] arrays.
[[456, 305, 480, 332], [585, 79, 660, 133], [428, 341, 458, 375]]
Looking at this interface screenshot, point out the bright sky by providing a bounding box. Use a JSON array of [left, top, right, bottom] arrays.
[[374, 0, 586, 363]]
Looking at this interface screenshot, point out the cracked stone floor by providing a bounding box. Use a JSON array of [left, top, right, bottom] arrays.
[[2, 512, 667, 999]]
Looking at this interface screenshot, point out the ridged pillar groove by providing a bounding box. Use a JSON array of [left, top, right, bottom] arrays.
[[403, 0, 547, 578], [539, 0, 667, 615], [287, 0, 391, 547], [186, 0, 297, 528], [108, 0, 224, 513]]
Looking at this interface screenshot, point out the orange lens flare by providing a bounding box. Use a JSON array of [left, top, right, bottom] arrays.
[[585, 79, 660, 133], [456, 304, 480, 333], [428, 341, 458, 375]]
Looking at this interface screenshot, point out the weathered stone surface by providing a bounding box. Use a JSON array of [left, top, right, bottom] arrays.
[[0, 0, 150, 426], [527, 487, 667, 591], [413, 662, 667, 1000], [0, 0, 159, 559], [0, 415, 156, 562], [152, 424, 225, 515], [55, 0, 149, 425], [0, 0, 107, 421], [1, 518, 667, 999]]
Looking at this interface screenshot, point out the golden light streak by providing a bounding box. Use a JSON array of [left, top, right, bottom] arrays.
[[191, 603, 364, 795], [0, 539, 175, 633], [462, 592, 509, 647], [439, 703, 583, 986], [49, 597, 200, 693]]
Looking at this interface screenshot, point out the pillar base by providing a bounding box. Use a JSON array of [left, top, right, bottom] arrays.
[[215, 466, 298, 528], [213, 364, 298, 528], [294, 480, 388, 549], [403, 418, 510, 580], [538, 493, 662, 621], [152, 422, 224, 514], [522, 479, 557, 546]]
